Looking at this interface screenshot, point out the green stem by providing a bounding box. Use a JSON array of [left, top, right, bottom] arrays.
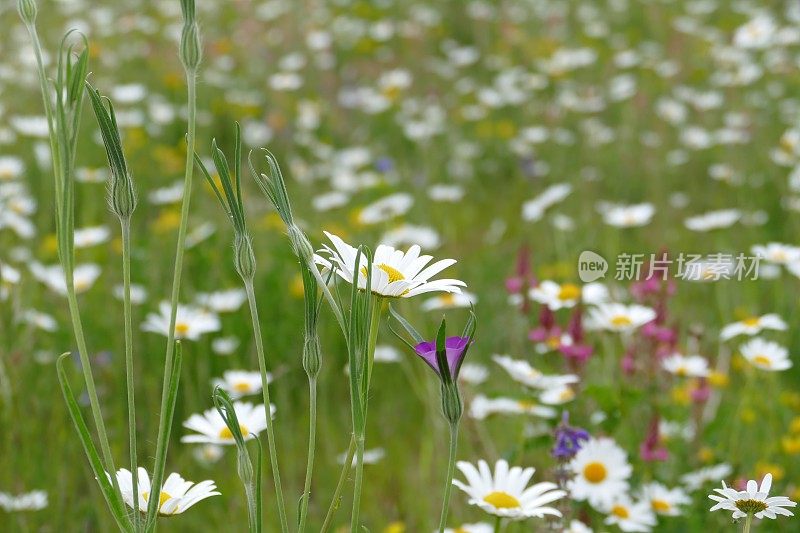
[[121, 221, 139, 532], [298, 378, 317, 532], [437, 423, 459, 533], [742, 513, 753, 533], [350, 298, 382, 533], [244, 281, 289, 533], [145, 71, 196, 530], [65, 278, 123, 505], [320, 436, 355, 533], [493, 515, 502, 533], [350, 434, 365, 533]]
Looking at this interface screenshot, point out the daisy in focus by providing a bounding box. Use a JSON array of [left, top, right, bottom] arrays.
[[452, 459, 565, 520], [569, 437, 632, 508], [739, 338, 792, 371], [709, 473, 796, 521], [141, 301, 221, 340], [314, 231, 465, 298], [112, 468, 220, 516], [211, 370, 270, 399], [182, 401, 274, 445]]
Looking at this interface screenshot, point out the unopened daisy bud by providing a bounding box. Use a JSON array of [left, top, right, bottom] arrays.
[[236, 447, 255, 488], [440, 382, 463, 425], [180, 22, 202, 72], [302, 334, 321, 378], [17, 0, 37, 25], [234, 234, 256, 281], [288, 224, 313, 262]]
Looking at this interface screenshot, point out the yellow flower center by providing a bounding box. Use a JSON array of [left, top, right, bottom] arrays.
[[439, 293, 456, 306], [735, 499, 768, 514], [753, 355, 771, 367], [175, 322, 190, 336], [233, 382, 252, 393], [75, 279, 89, 291], [516, 400, 536, 409], [559, 388, 575, 401], [219, 423, 249, 440], [611, 315, 632, 327], [583, 462, 607, 483], [652, 499, 671, 513], [376, 263, 406, 283], [742, 317, 761, 327], [611, 505, 630, 519], [483, 491, 521, 509], [546, 335, 561, 348], [676, 365, 688, 377], [143, 490, 172, 510], [558, 283, 581, 301]]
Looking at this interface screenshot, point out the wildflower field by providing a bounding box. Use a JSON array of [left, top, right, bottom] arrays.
[[2, 0, 800, 531]]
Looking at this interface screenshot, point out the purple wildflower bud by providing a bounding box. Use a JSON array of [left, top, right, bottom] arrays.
[[560, 342, 593, 363], [414, 336, 471, 380], [375, 157, 394, 173], [552, 411, 589, 460]]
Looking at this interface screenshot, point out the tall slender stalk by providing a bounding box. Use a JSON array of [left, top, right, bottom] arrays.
[[146, 1, 201, 524], [437, 423, 459, 532], [244, 281, 289, 533], [121, 221, 139, 532], [298, 377, 317, 531]]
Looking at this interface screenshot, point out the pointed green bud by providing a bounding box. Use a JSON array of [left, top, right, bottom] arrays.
[[302, 334, 322, 378], [234, 233, 256, 281], [288, 224, 314, 262], [180, 22, 202, 71], [17, 0, 37, 24]]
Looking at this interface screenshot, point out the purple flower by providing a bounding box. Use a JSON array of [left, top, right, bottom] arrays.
[[640, 414, 668, 462], [552, 412, 589, 460], [414, 336, 471, 379]]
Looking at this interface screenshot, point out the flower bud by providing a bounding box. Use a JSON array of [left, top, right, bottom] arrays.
[[109, 171, 137, 221], [440, 382, 463, 425], [234, 234, 256, 281], [180, 22, 202, 71], [288, 225, 314, 262], [302, 334, 322, 378], [17, 0, 36, 25], [236, 447, 254, 487]]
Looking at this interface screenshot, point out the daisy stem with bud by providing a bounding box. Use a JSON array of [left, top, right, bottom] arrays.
[[85, 83, 140, 532], [146, 0, 201, 528], [213, 388, 263, 533], [19, 0, 126, 519], [195, 125, 288, 533]]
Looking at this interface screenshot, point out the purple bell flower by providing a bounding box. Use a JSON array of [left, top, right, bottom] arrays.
[[414, 336, 471, 379]]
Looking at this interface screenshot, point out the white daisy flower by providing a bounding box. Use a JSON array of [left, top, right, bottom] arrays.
[[192, 444, 224, 465], [141, 302, 221, 340], [492, 354, 579, 390], [196, 289, 247, 313], [211, 370, 270, 399], [601, 203, 655, 228], [148, 181, 184, 205], [428, 184, 465, 202], [469, 394, 556, 420], [112, 283, 148, 305], [720, 314, 787, 341], [734, 15, 776, 49], [381, 224, 441, 250], [569, 437, 632, 509], [740, 338, 792, 371], [315, 231, 465, 298], [212, 336, 240, 355], [21, 309, 58, 332], [0, 156, 24, 181], [112, 468, 220, 516], [709, 473, 796, 520], [0, 490, 47, 511], [751, 243, 800, 265], [443, 523, 493, 533], [684, 209, 740, 232], [357, 193, 413, 225], [585, 303, 656, 333], [564, 519, 593, 533], [539, 385, 576, 405], [662, 353, 710, 377], [458, 363, 489, 385], [640, 482, 691, 516], [182, 401, 275, 445], [73, 225, 111, 249], [529, 281, 583, 310], [681, 463, 733, 492], [373, 344, 402, 363], [337, 447, 385, 466], [29, 262, 101, 296], [601, 494, 656, 532], [453, 459, 565, 520], [420, 290, 477, 311]]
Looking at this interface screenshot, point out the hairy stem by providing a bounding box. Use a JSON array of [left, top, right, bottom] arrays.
[[121, 221, 139, 531], [244, 281, 289, 533]]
